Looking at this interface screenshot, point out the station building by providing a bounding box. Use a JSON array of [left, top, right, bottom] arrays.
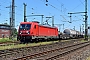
[[0, 24, 11, 38]]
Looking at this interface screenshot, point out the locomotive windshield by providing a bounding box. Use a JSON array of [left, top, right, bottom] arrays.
[[19, 24, 31, 30]]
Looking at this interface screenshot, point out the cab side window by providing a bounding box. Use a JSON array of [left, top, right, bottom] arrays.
[[34, 25, 36, 29]]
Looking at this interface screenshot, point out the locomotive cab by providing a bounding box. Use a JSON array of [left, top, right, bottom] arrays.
[[19, 24, 31, 34], [17, 22, 39, 43]]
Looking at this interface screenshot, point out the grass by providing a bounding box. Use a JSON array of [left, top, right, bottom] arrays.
[[81, 39, 87, 42], [86, 56, 90, 60], [0, 41, 58, 50], [0, 38, 17, 43], [0, 38, 87, 50]]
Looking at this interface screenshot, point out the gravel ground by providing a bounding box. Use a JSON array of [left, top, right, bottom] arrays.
[[0, 40, 79, 60], [0, 39, 88, 60], [87, 57, 90, 60], [58, 44, 90, 60]]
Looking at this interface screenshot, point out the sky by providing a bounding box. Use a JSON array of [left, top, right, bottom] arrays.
[[0, 0, 90, 33]]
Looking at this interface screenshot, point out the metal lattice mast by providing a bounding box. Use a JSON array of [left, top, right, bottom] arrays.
[[23, 3, 27, 22], [6, 3, 12, 39], [85, 0, 88, 40], [52, 16, 54, 27], [68, 0, 88, 40], [12, 0, 15, 28], [11, 0, 15, 37]]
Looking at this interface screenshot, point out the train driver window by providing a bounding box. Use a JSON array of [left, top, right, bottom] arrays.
[[34, 25, 36, 29], [57, 29, 58, 31]]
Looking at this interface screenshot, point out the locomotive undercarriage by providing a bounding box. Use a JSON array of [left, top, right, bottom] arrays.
[[17, 35, 32, 43], [17, 35, 59, 43]]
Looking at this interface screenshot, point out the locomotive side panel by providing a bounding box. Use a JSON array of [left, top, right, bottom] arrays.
[[30, 24, 58, 40], [38, 25, 58, 37], [38, 26, 48, 36], [30, 24, 38, 36]]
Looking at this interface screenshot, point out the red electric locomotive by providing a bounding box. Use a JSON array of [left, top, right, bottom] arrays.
[[17, 21, 58, 43]]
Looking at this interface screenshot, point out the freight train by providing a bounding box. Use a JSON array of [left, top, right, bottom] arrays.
[[17, 21, 84, 43], [59, 29, 84, 39]]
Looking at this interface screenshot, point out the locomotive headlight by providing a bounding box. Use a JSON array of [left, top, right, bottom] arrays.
[[28, 32, 29, 34], [28, 31, 30, 34], [26, 31, 28, 33], [26, 31, 30, 34], [20, 31, 22, 34]]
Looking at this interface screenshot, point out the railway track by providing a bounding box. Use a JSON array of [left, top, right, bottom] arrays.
[[14, 40, 90, 60], [45, 41, 90, 60], [0, 38, 86, 60]]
